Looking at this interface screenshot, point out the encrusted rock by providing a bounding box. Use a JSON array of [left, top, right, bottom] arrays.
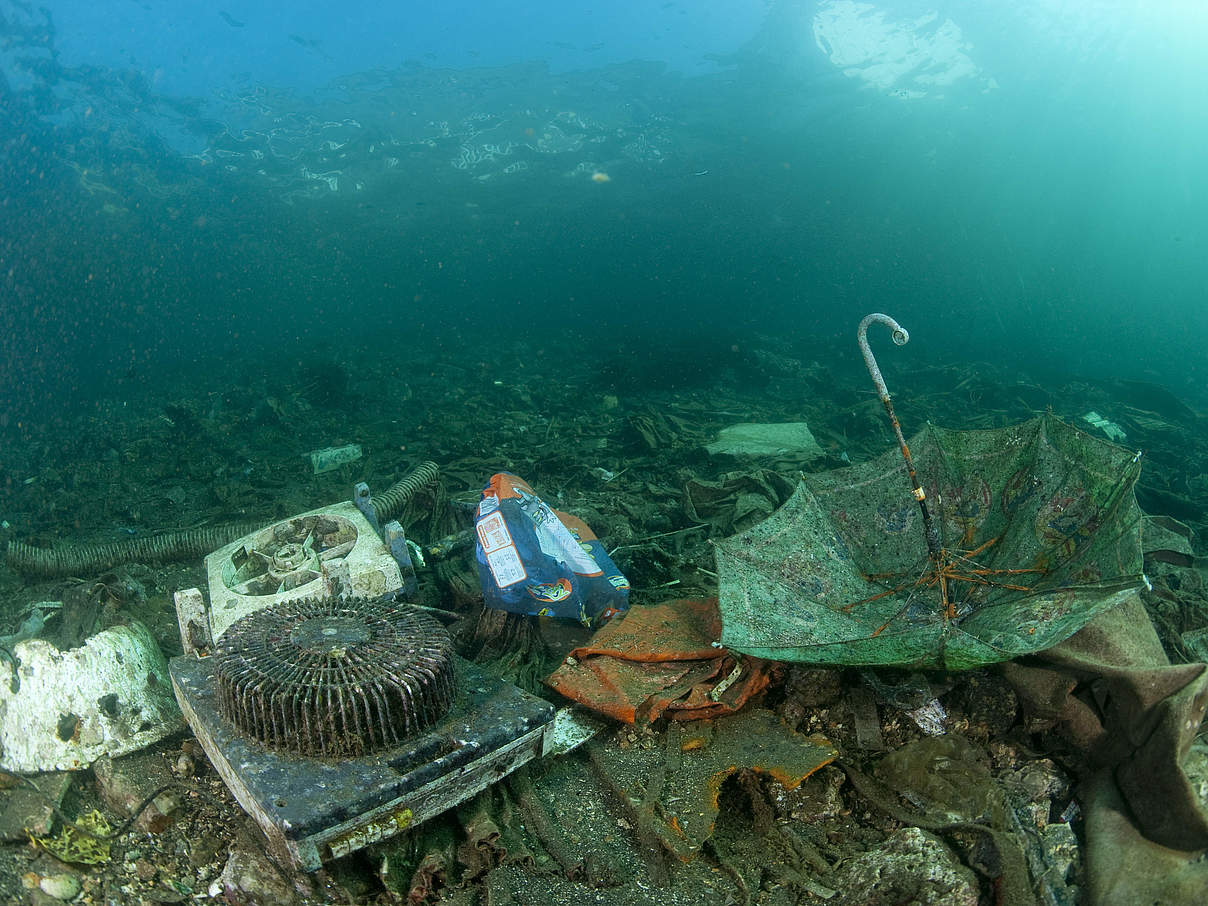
[[0, 771, 72, 841], [217, 832, 302, 906], [1002, 758, 1071, 828], [829, 826, 980, 906], [771, 764, 847, 823], [93, 749, 179, 833], [1039, 821, 1080, 884], [38, 872, 82, 901]]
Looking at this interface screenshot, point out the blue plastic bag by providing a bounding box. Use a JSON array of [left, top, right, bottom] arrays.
[[474, 473, 630, 626]]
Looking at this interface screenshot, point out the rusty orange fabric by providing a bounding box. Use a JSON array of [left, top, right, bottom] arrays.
[[545, 598, 774, 724]]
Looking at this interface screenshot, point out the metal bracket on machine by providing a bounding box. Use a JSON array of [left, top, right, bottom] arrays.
[[353, 482, 383, 534], [354, 482, 418, 596]]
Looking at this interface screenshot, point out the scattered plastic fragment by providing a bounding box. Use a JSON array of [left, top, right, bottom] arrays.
[[705, 422, 823, 459], [1082, 411, 1127, 442], [308, 443, 362, 474], [905, 699, 948, 736], [28, 809, 112, 865]]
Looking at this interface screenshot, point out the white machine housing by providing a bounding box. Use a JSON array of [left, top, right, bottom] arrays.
[[174, 500, 402, 652]]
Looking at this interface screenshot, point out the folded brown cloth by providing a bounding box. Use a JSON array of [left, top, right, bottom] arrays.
[[545, 597, 775, 724], [1001, 592, 1208, 904]]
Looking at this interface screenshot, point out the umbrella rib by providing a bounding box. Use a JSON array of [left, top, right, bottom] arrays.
[[845, 559, 935, 612], [844, 540, 1052, 628], [944, 573, 1036, 592]]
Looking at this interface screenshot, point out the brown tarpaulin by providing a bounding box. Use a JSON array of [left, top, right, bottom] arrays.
[[545, 598, 775, 724], [1001, 592, 1208, 905]]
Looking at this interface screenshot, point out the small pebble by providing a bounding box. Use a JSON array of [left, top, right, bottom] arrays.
[[39, 872, 81, 900], [173, 753, 195, 778]]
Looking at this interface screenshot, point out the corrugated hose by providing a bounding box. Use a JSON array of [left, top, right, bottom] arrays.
[[4, 461, 441, 579]]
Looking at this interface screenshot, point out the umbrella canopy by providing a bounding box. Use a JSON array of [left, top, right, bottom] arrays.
[[715, 413, 1147, 670]]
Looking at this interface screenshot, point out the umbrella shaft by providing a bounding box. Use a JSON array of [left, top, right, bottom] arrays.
[[877, 395, 944, 565]]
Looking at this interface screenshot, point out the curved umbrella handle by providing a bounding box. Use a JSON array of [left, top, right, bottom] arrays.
[[858, 313, 909, 402]]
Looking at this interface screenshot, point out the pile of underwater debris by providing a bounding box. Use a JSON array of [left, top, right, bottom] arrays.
[[2, 319, 1208, 906]]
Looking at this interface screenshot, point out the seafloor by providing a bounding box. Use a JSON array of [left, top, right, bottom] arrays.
[[1, 330, 1206, 906]]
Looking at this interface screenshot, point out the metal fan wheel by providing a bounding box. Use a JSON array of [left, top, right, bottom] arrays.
[[214, 595, 456, 757]]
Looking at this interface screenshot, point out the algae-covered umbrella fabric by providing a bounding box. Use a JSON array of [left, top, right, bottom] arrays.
[[715, 414, 1147, 670]]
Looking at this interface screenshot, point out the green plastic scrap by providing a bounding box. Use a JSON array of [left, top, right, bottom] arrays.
[[28, 810, 112, 865], [1082, 411, 1127, 442]]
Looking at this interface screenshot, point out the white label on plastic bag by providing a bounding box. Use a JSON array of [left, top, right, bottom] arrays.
[[477, 511, 527, 588], [485, 546, 527, 588], [477, 511, 512, 552]]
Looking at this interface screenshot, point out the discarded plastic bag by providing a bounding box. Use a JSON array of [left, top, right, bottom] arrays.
[[474, 473, 629, 627], [546, 597, 775, 723]]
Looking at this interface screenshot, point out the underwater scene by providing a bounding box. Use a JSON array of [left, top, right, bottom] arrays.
[[2, 1, 1208, 904]]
